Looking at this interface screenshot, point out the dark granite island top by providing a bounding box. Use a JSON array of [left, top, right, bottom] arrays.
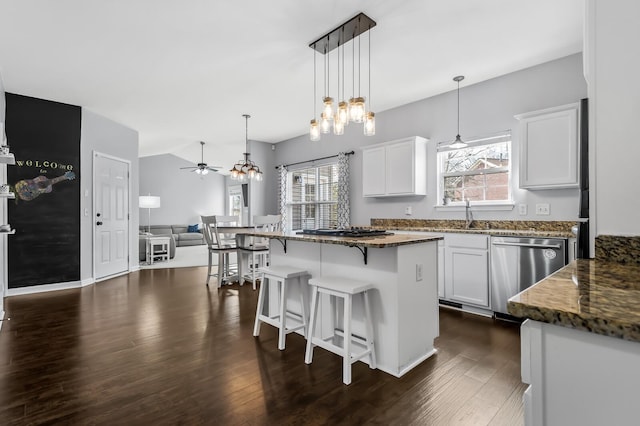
[[507, 259, 640, 343], [242, 231, 443, 248]]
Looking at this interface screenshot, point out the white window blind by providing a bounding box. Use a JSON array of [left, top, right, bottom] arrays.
[[287, 163, 339, 230]]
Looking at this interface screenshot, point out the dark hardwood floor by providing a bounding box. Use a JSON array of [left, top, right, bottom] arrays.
[[0, 267, 526, 425]]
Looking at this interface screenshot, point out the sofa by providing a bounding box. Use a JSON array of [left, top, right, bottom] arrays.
[[138, 225, 205, 262]]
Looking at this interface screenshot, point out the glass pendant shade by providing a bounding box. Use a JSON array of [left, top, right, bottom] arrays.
[[337, 101, 348, 124], [322, 97, 334, 119], [320, 112, 331, 133], [333, 118, 345, 135], [450, 135, 467, 149], [256, 171, 263, 182], [364, 111, 376, 136], [201, 168, 209, 175], [310, 119, 321, 141], [350, 97, 366, 123]]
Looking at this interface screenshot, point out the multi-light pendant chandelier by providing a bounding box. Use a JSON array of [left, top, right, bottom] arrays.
[[230, 114, 263, 182], [309, 13, 377, 141]]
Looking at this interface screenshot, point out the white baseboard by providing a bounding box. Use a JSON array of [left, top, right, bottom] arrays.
[[7, 280, 84, 296], [6, 270, 132, 296], [0, 309, 5, 331]]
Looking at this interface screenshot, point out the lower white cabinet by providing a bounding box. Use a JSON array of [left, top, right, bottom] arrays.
[[444, 234, 490, 308]]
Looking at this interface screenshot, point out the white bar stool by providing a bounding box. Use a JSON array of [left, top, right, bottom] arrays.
[[304, 276, 376, 385], [253, 265, 310, 350]]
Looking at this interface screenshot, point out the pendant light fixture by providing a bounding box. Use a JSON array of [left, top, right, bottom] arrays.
[[450, 75, 467, 149], [309, 49, 320, 141], [308, 13, 376, 141], [363, 28, 375, 136], [230, 114, 263, 182]]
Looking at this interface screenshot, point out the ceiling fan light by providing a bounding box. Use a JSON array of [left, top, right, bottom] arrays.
[[201, 168, 209, 175]]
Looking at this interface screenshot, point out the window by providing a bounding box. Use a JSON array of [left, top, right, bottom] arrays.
[[287, 163, 339, 230], [437, 132, 512, 204]]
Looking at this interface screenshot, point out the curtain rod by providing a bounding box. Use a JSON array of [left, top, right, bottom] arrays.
[[275, 150, 355, 169]]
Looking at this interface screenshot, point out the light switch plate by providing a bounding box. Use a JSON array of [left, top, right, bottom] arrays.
[[518, 204, 528, 215], [416, 264, 423, 281]]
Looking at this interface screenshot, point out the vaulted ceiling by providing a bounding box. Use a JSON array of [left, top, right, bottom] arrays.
[[0, 0, 583, 172]]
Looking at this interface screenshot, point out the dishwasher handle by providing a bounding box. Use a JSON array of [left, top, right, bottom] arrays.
[[492, 241, 562, 249]]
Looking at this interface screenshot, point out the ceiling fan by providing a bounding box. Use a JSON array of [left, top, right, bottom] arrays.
[[180, 141, 221, 175]]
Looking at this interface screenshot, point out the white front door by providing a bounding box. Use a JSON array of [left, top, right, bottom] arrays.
[[94, 152, 130, 279]]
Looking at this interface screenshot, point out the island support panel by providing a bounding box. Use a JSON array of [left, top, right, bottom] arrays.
[[268, 239, 439, 378]]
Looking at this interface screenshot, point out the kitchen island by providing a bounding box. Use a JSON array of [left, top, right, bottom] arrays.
[[242, 230, 442, 378], [507, 258, 640, 426]]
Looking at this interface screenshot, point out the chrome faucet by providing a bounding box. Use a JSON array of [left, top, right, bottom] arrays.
[[465, 199, 474, 229]]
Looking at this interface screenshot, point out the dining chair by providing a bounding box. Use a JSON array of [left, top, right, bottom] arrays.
[[201, 215, 240, 287], [238, 214, 281, 290]]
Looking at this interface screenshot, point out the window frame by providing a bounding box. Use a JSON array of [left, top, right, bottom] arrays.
[[286, 162, 339, 231], [436, 131, 513, 207]]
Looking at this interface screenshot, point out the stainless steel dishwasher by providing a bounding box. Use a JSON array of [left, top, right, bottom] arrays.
[[490, 236, 568, 316]]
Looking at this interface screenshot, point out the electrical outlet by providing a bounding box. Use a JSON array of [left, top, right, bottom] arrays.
[[416, 264, 423, 281], [535, 203, 550, 215], [518, 204, 527, 215], [405, 206, 412, 215]]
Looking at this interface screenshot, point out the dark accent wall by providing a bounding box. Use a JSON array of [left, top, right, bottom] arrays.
[[5, 93, 81, 288]]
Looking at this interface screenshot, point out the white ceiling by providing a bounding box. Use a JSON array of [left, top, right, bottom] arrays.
[[0, 0, 583, 172]]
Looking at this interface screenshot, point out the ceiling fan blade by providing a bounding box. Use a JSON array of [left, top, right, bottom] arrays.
[[179, 166, 197, 170]]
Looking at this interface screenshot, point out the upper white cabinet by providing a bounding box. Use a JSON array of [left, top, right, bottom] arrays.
[[362, 136, 428, 197], [515, 103, 579, 190]]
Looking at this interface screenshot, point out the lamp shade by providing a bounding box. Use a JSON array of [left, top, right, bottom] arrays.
[[139, 195, 161, 209]]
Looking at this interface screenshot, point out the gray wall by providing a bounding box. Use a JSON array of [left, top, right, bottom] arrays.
[[139, 153, 226, 226], [248, 139, 278, 218], [80, 109, 139, 281], [273, 54, 587, 225]]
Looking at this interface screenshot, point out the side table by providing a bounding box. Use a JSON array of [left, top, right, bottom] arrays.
[[146, 236, 170, 264]]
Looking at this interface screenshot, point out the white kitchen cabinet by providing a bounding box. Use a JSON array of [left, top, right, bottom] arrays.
[[515, 103, 579, 190], [362, 146, 386, 197], [521, 319, 640, 426], [362, 136, 428, 197], [444, 234, 490, 308]]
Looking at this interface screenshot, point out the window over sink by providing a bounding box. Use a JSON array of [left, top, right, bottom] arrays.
[[437, 131, 512, 205]]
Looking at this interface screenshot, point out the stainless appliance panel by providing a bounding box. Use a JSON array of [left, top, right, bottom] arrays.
[[490, 236, 568, 315]]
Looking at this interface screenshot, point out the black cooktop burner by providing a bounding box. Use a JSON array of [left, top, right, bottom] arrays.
[[296, 227, 392, 237]]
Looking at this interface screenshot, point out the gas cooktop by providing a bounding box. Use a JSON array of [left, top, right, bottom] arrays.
[[296, 228, 393, 237]]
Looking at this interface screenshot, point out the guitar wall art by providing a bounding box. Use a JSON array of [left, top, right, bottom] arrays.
[[14, 171, 76, 201]]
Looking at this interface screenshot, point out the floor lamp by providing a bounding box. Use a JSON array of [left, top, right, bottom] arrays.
[[139, 195, 161, 233]]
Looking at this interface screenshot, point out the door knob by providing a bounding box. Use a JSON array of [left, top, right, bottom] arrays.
[[96, 221, 103, 226]]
